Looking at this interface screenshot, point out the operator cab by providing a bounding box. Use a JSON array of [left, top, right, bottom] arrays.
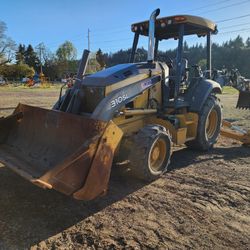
[[130, 13, 218, 106]]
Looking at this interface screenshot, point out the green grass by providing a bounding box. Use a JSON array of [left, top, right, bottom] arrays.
[[222, 86, 238, 95], [0, 84, 63, 92]]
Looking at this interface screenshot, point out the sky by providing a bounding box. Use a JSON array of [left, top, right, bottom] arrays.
[[1, 0, 250, 58]]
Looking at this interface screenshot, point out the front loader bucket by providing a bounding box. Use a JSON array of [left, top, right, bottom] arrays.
[[0, 104, 123, 200], [236, 91, 250, 109]]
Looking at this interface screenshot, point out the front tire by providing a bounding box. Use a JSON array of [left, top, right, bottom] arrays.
[[186, 95, 222, 151], [129, 125, 172, 181]]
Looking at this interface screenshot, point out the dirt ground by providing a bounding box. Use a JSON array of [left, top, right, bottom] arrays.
[[0, 86, 249, 250]]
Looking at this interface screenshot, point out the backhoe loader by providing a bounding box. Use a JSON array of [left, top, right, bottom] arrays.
[[0, 9, 249, 200]]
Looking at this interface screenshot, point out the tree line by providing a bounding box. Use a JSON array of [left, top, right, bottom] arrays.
[[101, 36, 250, 78], [1, 19, 250, 81]]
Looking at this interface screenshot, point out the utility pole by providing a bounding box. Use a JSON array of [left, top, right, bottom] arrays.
[[36, 43, 44, 75], [87, 28, 90, 51]]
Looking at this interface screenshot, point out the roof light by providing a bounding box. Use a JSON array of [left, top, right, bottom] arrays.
[[167, 19, 172, 25], [161, 22, 166, 28], [173, 16, 186, 22]]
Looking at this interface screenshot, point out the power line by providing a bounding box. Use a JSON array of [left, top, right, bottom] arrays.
[[68, 1, 232, 38], [92, 43, 131, 50], [218, 27, 250, 34], [90, 25, 128, 33], [64, 0, 234, 41], [216, 13, 250, 23], [91, 28, 129, 37], [97, 27, 250, 48], [198, 0, 250, 15], [90, 11, 250, 35], [85, 0, 233, 34], [48, 22, 250, 51], [41, 9, 250, 53], [185, 0, 232, 12], [92, 37, 132, 45], [45, 28, 130, 49], [220, 22, 250, 29], [97, 25, 250, 50], [66, 14, 250, 48]]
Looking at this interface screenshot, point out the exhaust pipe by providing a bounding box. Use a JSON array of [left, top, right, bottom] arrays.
[[74, 49, 90, 88], [147, 8, 160, 62], [54, 49, 90, 110]]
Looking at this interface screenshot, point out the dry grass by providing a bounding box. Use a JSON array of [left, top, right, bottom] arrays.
[[0, 85, 61, 117]]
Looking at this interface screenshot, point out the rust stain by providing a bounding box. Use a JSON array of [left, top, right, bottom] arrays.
[[0, 104, 113, 199], [73, 121, 123, 200]]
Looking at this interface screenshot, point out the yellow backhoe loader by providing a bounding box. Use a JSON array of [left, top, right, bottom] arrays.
[[0, 9, 249, 200]]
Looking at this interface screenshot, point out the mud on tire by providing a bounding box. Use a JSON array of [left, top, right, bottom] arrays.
[[186, 95, 222, 151], [128, 125, 172, 181]]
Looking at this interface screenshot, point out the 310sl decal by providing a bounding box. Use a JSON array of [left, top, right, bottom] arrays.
[[110, 94, 129, 108]]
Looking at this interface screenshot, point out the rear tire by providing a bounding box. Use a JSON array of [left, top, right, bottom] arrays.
[[186, 95, 222, 151], [129, 125, 172, 181]]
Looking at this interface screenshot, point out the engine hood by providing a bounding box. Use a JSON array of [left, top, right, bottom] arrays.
[[82, 63, 140, 87]]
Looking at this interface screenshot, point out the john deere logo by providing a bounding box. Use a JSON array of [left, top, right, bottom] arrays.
[[141, 79, 152, 90]]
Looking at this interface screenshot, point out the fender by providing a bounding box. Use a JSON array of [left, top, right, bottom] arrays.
[[184, 78, 222, 112]]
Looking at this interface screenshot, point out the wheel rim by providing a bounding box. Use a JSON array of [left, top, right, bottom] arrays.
[[149, 138, 167, 172], [205, 109, 218, 140]]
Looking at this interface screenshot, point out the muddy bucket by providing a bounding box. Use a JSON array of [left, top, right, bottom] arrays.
[[0, 104, 122, 200]]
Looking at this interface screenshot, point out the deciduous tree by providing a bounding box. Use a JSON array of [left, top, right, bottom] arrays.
[[56, 41, 77, 61], [0, 21, 16, 66]]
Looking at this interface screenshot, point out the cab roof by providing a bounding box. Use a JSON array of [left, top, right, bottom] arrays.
[[131, 15, 217, 40]]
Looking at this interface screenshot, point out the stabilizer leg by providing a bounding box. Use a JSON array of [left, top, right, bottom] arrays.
[[220, 120, 250, 146]]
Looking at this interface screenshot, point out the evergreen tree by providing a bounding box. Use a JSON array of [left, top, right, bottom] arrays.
[[246, 38, 250, 48], [96, 48, 106, 69], [12, 35, 250, 80], [15, 44, 25, 64], [24, 44, 40, 70], [228, 35, 244, 49]]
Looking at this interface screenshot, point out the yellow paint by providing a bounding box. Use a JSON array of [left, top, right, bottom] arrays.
[[103, 121, 124, 152], [145, 112, 198, 145], [114, 115, 146, 135], [133, 90, 149, 108], [175, 113, 198, 139]]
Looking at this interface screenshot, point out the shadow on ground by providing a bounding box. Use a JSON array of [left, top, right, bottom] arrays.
[[0, 144, 249, 249], [169, 144, 250, 171]]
